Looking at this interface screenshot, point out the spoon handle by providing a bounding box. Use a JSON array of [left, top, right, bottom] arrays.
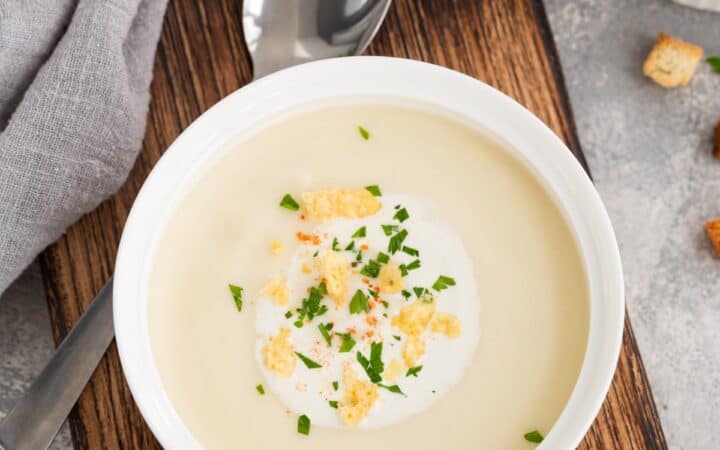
[[0, 280, 114, 450]]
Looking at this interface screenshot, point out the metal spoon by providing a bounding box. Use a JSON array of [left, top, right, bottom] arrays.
[[0, 2, 391, 449]]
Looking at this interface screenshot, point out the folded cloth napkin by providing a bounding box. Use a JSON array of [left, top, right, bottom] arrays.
[[0, 0, 168, 294]]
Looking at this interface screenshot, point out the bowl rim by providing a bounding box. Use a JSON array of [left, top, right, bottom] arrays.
[[114, 56, 625, 449]]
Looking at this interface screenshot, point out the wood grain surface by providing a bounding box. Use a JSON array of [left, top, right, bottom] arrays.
[[39, 0, 667, 448]]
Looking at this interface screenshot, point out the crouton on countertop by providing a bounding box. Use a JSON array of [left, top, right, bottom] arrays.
[[643, 33, 703, 88], [705, 219, 720, 256], [714, 120, 720, 159]]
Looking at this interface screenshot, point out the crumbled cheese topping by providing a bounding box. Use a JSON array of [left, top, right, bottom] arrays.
[[261, 276, 290, 306], [383, 359, 404, 383], [338, 368, 379, 426], [321, 251, 349, 307], [301, 189, 381, 221], [431, 312, 461, 339], [402, 335, 426, 368], [378, 263, 404, 294], [263, 328, 296, 377], [391, 300, 436, 337], [270, 240, 284, 255]]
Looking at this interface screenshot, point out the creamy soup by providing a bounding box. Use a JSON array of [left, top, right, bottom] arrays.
[[148, 101, 589, 449]]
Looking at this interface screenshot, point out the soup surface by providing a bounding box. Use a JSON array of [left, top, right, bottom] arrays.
[[148, 102, 589, 449]]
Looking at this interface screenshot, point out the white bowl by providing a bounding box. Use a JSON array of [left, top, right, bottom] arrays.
[[114, 56, 624, 449]]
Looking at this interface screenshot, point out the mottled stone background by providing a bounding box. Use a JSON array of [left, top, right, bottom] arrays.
[[1, 0, 718, 448]]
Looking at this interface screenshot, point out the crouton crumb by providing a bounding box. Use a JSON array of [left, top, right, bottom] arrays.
[[643, 33, 703, 88], [301, 189, 381, 221], [714, 121, 720, 159]]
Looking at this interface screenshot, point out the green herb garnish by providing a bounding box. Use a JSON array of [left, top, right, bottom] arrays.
[[296, 352, 323, 369], [376, 252, 390, 264], [388, 229, 408, 254], [406, 365, 423, 377], [349, 290, 370, 314], [228, 284, 243, 312], [393, 335, 402, 341], [331, 237, 340, 251], [708, 56, 720, 74], [401, 290, 411, 299], [280, 194, 300, 211], [285, 311, 293, 319], [344, 240, 355, 251], [405, 259, 421, 271], [381, 300, 389, 308], [402, 246, 419, 257], [298, 414, 311, 435], [358, 126, 371, 141], [413, 287, 428, 297], [352, 226, 367, 238], [381, 224, 398, 236], [432, 275, 456, 292], [524, 430, 544, 443], [360, 259, 381, 278], [295, 283, 329, 326], [318, 323, 333, 346], [256, 384, 265, 394], [393, 207, 409, 223], [356, 342, 384, 383], [378, 383, 405, 396], [312, 250, 319, 257], [355, 250, 363, 262], [332, 380, 339, 390], [338, 333, 356, 352], [328, 400, 339, 409]]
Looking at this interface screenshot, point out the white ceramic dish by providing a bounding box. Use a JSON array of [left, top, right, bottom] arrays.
[[113, 56, 624, 449]]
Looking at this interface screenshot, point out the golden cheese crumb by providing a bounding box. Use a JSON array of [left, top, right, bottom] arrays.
[[261, 276, 290, 306], [378, 263, 404, 294], [402, 335, 426, 367], [321, 251, 349, 306], [430, 312, 462, 339], [384, 359, 404, 383], [643, 33, 703, 88], [301, 263, 313, 274], [391, 300, 436, 337], [263, 328, 296, 377], [301, 189, 381, 221], [338, 368, 379, 426], [269, 240, 284, 255]]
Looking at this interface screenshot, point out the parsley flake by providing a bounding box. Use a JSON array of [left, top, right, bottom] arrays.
[[349, 290, 370, 314], [228, 284, 244, 312], [279, 194, 300, 211], [405, 259, 421, 271], [338, 333, 356, 352], [524, 430, 544, 443], [298, 414, 311, 435], [401, 290, 412, 299], [356, 342, 384, 383], [318, 323, 333, 346], [352, 226, 367, 238], [381, 224, 398, 236], [708, 56, 720, 74], [432, 275, 457, 292], [332, 380, 339, 390], [295, 352, 322, 369], [358, 126, 371, 141], [328, 400, 339, 409], [388, 229, 408, 254], [402, 246, 420, 257], [294, 283, 329, 326], [406, 365, 423, 377], [393, 207, 409, 223], [376, 252, 390, 264], [360, 259, 381, 278], [256, 384, 265, 395], [378, 383, 406, 396], [393, 335, 402, 341]]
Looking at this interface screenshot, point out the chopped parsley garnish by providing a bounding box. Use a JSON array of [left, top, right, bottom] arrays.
[[312, 250, 319, 257], [349, 290, 370, 314], [294, 283, 328, 326], [405, 259, 421, 271], [393, 335, 402, 341], [355, 250, 363, 262], [344, 240, 355, 251], [328, 400, 339, 409], [406, 365, 423, 377], [338, 333, 356, 352], [402, 246, 419, 257], [360, 259, 381, 278], [285, 311, 293, 319], [228, 284, 243, 312], [332, 380, 339, 390], [318, 323, 333, 346], [708, 56, 720, 74], [388, 229, 408, 254], [432, 275, 457, 292], [279, 194, 300, 211], [365, 184, 381, 196], [368, 288, 379, 299], [413, 287, 428, 297], [298, 414, 311, 435], [295, 352, 322, 369], [381, 300, 389, 308], [331, 237, 340, 251], [376, 252, 390, 264], [256, 384, 265, 394], [381, 224, 398, 236], [393, 207, 409, 223], [356, 342, 384, 383], [378, 383, 405, 396], [524, 430, 544, 443], [352, 226, 367, 238], [358, 126, 371, 141], [401, 290, 411, 299]]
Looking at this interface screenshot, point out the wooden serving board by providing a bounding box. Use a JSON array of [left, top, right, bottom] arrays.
[[39, 0, 668, 448]]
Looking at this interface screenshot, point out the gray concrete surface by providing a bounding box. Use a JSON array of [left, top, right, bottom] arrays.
[[1, 1, 719, 448]]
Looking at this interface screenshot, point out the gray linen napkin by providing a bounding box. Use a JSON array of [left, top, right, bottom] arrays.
[[0, 0, 168, 294]]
